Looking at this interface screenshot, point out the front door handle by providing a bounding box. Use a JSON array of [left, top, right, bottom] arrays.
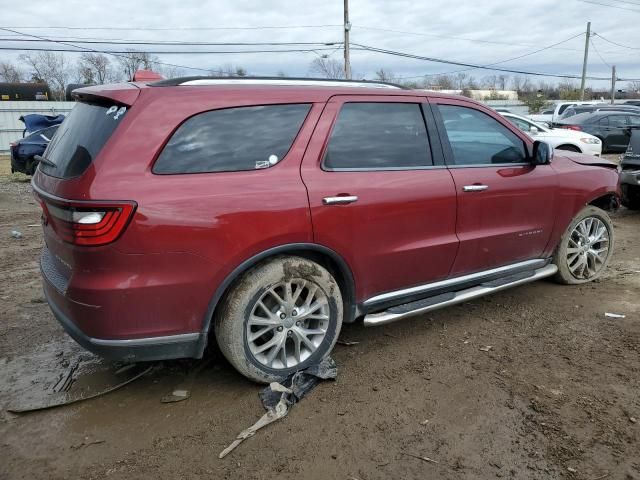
[[323, 195, 359, 205], [463, 184, 489, 192]]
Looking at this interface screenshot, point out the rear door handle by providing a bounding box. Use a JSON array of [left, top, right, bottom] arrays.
[[323, 195, 359, 205], [463, 185, 489, 192]]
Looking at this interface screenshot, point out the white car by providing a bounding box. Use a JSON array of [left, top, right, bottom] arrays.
[[500, 112, 602, 156], [528, 101, 605, 124]]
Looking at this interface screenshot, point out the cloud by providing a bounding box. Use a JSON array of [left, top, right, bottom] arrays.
[[1, 0, 638, 87]]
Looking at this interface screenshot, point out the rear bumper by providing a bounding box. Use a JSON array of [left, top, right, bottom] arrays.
[[44, 285, 206, 361]]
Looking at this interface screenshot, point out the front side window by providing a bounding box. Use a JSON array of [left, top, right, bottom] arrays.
[[323, 102, 432, 170], [153, 104, 311, 174], [627, 115, 640, 126], [437, 105, 527, 166]]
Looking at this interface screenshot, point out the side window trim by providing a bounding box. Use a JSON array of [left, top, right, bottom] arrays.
[[320, 99, 437, 172], [430, 100, 532, 167]]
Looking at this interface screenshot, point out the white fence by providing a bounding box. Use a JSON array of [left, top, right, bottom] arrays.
[[0, 101, 76, 153]]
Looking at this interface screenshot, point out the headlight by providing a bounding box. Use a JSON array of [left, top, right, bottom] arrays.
[[580, 137, 601, 144]]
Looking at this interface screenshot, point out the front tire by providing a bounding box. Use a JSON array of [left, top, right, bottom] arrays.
[[214, 256, 343, 383], [553, 206, 614, 284]]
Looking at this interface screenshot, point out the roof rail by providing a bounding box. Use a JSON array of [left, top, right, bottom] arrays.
[[149, 76, 405, 89]]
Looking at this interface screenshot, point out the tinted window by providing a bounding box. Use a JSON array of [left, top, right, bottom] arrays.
[[41, 102, 127, 178], [154, 104, 310, 174], [323, 103, 432, 170], [628, 115, 640, 126], [598, 117, 609, 126], [505, 116, 532, 132], [558, 104, 575, 115], [609, 115, 628, 128], [437, 105, 527, 166]]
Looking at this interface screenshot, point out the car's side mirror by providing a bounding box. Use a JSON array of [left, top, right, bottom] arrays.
[[529, 126, 539, 135], [532, 140, 553, 165]]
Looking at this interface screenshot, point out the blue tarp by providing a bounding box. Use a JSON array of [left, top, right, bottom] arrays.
[[19, 114, 65, 136]]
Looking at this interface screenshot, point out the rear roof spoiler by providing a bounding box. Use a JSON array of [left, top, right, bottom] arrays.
[[71, 82, 141, 106], [133, 70, 165, 82]]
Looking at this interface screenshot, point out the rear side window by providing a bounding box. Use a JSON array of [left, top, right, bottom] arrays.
[[41, 102, 127, 178], [437, 105, 527, 166], [153, 104, 311, 174], [323, 103, 432, 170], [608, 115, 628, 128]]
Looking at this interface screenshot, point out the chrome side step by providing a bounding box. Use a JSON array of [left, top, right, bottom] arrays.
[[363, 263, 558, 327]]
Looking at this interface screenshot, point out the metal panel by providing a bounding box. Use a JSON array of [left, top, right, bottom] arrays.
[[0, 101, 76, 152]]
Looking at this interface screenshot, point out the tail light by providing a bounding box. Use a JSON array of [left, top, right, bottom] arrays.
[[34, 190, 136, 246]]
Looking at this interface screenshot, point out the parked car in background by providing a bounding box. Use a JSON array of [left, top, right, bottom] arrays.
[[528, 101, 604, 124], [19, 113, 65, 137], [559, 104, 640, 121], [555, 111, 640, 153], [10, 125, 59, 174], [625, 100, 640, 107], [500, 112, 601, 155], [620, 128, 640, 210], [33, 77, 619, 383], [493, 108, 512, 113]]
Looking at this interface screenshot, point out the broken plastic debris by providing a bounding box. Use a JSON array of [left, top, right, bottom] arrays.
[[604, 312, 625, 319], [479, 345, 493, 352], [161, 389, 190, 403], [337, 340, 359, 346], [567, 466, 577, 473], [219, 357, 337, 458], [10, 230, 22, 239], [420, 419, 430, 425]]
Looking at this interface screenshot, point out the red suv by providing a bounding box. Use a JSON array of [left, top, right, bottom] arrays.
[[33, 78, 619, 383]]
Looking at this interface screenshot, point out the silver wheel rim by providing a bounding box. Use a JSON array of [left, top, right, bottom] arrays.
[[566, 216, 610, 280], [246, 279, 330, 369]]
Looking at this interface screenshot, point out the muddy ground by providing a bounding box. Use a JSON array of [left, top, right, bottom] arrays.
[[0, 156, 638, 480]]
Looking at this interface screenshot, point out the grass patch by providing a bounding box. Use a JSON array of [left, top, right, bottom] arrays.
[[7, 172, 31, 183]]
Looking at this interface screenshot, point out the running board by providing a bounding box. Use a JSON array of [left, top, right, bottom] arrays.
[[363, 263, 558, 327]]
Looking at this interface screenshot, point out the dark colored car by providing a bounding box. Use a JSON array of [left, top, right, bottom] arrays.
[[620, 128, 640, 210], [559, 105, 640, 120], [10, 125, 59, 174], [33, 78, 619, 383], [625, 100, 640, 107], [555, 111, 640, 152]]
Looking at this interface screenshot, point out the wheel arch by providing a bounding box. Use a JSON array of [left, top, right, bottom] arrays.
[[555, 143, 582, 152], [197, 243, 357, 354], [588, 191, 620, 212]]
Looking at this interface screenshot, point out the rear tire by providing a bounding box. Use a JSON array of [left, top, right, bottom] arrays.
[[556, 144, 581, 153], [214, 256, 343, 383], [553, 206, 614, 284], [621, 185, 640, 210]]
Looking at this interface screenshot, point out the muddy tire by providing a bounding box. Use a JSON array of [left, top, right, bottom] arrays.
[[214, 256, 343, 383], [553, 206, 614, 285]]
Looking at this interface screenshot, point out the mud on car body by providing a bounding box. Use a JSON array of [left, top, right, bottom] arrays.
[[33, 77, 619, 383]]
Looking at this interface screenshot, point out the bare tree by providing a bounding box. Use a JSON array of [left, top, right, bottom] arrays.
[[374, 68, 399, 84], [309, 57, 345, 79], [20, 52, 71, 100], [432, 74, 456, 89], [481, 75, 499, 89], [77, 53, 117, 84], [0, 61, 24, 82], [497, 74, 509, 91], [627, 80, 640, 94], [454, 73, 469, 89], [118, 51, 159, 81], [208, 64, 248, 77]]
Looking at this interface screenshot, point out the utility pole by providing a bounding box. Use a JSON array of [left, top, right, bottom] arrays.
[[610, 65, 616, 104], [579, 21, 591, 101], [343, 0, 352, 80]]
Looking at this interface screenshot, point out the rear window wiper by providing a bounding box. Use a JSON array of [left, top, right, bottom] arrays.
[[34, 155, 57, 168]]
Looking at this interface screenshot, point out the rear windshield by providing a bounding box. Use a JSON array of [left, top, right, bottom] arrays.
[[40, 102, 127, 178]]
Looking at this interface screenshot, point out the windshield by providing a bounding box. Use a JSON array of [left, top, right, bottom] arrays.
[[39, 102, 127, 178]]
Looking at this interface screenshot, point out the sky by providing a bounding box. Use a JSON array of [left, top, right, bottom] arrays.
[[0, 0, 639, 89]]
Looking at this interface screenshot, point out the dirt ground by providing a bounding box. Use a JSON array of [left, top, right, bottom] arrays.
[[0, 156, 638, 480]]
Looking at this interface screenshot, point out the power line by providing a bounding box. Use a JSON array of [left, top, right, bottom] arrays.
[[0, 38, 340, 47], [0, 24, 343, 31], [0, 46, 341, 54], [593, 32, 640, 50], [0, 26, 208, 73], [352, 42, 619, 80], [576, 0, 640, 11], [354, 24, 586, 52], [590, 39, 611, 67]]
